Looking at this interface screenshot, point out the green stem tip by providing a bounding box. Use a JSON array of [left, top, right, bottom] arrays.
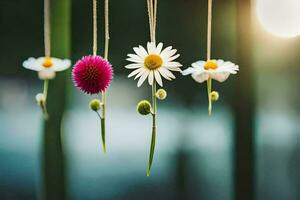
[[95, 108, 106, 154], [147, 119, 156, 176], [101, 117, 106, 153]]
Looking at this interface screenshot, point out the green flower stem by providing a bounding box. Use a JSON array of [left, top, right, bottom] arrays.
[[95, 106, 106, 153], [101, 91, 106, 153], [99, 0, 110, 153], [43, 79, 49, 99], [147, 81, 157, 176], [101, 117, 106, 152], [42, 79, 49, 120], [207, 77, 212, 116]]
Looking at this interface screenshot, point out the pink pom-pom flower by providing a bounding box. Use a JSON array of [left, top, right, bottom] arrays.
[[72, 55, 113, 95]]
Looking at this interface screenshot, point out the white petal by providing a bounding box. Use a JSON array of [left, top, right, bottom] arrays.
[[216, 59, 225, 65], [125, 63, 142, 69], [167, 67, 182, 72], [128, 67, 144, 78], [53, 59, 71, 71], [155, 43, 163, 54], [23, 58, 43, 71], [160, 46, 172, 58], [133, 47, 147, 59], [182, 67, 195, 76], [127, 54, 143, 62], [161, 48, 177, 59], [164, 62, 182, 68], [167, 54, 180, 62], [154, 70, 163, 87], [159, 67, 175, 80], [137, 71, 149, 87], [148, 70, 154, 85], [192, 72, 210, 83], [217, 62, 239, 74], [139, 45, 149, 57], [192, 60, 206, 69], [147, 42, 156, 54], [210, 72, 230, 82], [134, 69, 147, 80], [126, 57, 143, 63]]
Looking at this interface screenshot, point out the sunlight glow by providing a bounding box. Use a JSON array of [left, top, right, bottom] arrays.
[[256, 0, 300, 38]]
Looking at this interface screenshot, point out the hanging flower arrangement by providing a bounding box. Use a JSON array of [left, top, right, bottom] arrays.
[[125, 0, 182, 176], [22, 0, 71, 119], [182, 0, 239, 115], [72, 0, 113, 153]]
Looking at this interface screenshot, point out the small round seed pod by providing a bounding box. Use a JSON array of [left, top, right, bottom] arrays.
[[35, 93, 46, 107], [210, 91, 219, 102], [137, 100, 152, 115], [156, 89, 167, 100], [89, 99, 102, 111]]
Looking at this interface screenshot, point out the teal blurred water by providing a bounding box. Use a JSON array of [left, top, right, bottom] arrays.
[[0, 76, 299, 200]]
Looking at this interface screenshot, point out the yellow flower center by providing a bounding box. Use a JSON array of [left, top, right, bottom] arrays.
[[144, 54, 163, 70], [42, 57, 53, 68], [204, 60, 218, 70]]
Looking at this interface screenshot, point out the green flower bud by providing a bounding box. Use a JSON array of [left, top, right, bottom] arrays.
[[89, 99, 102, 111], [156, 88, 167, 100], [210, 91, 219, 102], [137, 100, 152, 115], [35, 93, 45, 106]]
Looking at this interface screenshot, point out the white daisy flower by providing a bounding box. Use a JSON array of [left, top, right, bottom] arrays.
[[23, 57, 71, 80], [125, 42, 182, 87], [182, 59, 239, 83]]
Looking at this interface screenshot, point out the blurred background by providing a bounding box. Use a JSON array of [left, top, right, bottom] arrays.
[[0, 0, 299, 200]]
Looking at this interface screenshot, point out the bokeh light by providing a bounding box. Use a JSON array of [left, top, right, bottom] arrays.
[[256, 0, 300, 38]]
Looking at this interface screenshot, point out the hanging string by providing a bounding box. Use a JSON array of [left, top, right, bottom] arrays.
[[91, 0, 111, 153], [153, 0, 157, 43], [147, 0, 158, 43], [44, 0, 51, 57], [93, 0, 98, 56], [146, 0, 152, 41], [207, 0, 213, 61], [147, 0, 154, 42], [41, 0, 51, 120], [146, 0, 158, 176], [104, 0, 110, 59], [207, 0, 213, 115]]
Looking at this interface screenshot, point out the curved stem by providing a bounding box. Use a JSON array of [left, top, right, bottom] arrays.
[[96, 109, 106, 153], [101, 91, 106, 153], [101, 117, 106, 153], [147, 81, 157, 176]]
